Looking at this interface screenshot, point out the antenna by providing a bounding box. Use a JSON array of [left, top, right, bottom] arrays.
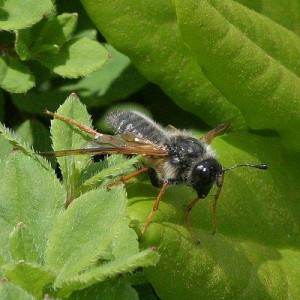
[[222, 163, 268, 172]]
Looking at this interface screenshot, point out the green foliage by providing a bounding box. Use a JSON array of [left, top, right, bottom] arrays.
[[0, 281, 35, 300], [0, 96, 159, 299], [175, 0, 300, 150], [10, 44, 147, 114], [1, 0, 300, 299], [0, 0, 53, 31], [0, 2, 109, 93], [80, 0, 247, 130]]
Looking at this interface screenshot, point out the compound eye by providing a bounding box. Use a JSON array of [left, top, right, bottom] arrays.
[[191, 158, 222, 198], [196, 164, 211, 179]]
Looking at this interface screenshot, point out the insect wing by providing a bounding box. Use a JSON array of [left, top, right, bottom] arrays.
[[40, 133, 169, 157]]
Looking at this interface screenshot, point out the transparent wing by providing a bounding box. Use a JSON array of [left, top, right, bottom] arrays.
[[40, 133, 169, 157], [41, 110, 169, 157]]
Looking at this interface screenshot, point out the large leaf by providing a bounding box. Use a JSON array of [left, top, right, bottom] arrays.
[[126, 132, 300, 299], [142, 223, 300, 299], [175, 0, 300, 150], [0, 0, 53, 30], [236, 0, 300, 36], [0, 152, 65, 263], [80, 0, 246, 129]]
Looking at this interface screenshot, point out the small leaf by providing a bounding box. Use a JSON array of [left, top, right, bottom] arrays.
[[0, 57, 35, 93], [15, 120, 52, 152], [50, 93, 93, 198], [78, 155, 141, 195], [0, 153, 65, 263], [58, 248, 159, 297], [32, 13, 78, 54], [0, 281, 35, 300], [0, 0, 54, 31], [0, 121, 51, 170], [9, 222, 39, 263], [61, 44, 147, 106], [3, 261, 55, 298], [15, 13, 78, 60], [69, 278, 139, 300], [38, 38, 109, 78]]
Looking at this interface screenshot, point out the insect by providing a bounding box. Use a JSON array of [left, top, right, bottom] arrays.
[[42, 110, 267, 242]]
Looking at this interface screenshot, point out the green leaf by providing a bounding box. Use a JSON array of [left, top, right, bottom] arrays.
[[175, 0, 300, 150], [15, 120, 52, 152], [2, 262, 55, 298], [44, 187, 127, 282], [142, 223, 300, 299], [11, 45, 147, 114], [0, 281, 35, 300], [0, 134, 13, 160], [126, 131, 300, 299], [69, 278, 139, 300], [78, 155, 141, 195], [0, 57, 35, 93], [238, 0, 300, 36], [0, 121, 51, 170], [0, 152, 65, 263], [15, 13, 78, 60], [33, 13, 78, 54], [59, 248, 159, 297], [38, 37, 109, 78], [80, 0, 246, 129], [9, 222, 39, 263], [50, 93, 93, 198], [60, 44, 147, 107], [0, 0, 54, 31]]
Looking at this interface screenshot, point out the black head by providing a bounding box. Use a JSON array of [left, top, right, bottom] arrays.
[[190, 158, 222, 198]]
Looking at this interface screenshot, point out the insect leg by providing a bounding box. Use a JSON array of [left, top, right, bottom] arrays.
[[211, 172, 225, 235], [141, 182, 168, 235], [107, 166, 149, 189], [184, 197, 202, 244]]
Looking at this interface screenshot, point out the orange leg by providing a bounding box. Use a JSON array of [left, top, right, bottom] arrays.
[[107, 167, 149, 189], [211, 172, 225, 235], [184, 197, 202, 244], [141, 182, 168, 235]]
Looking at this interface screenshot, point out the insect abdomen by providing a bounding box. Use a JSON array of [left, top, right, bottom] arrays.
[[106, 111, 166, 144]]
